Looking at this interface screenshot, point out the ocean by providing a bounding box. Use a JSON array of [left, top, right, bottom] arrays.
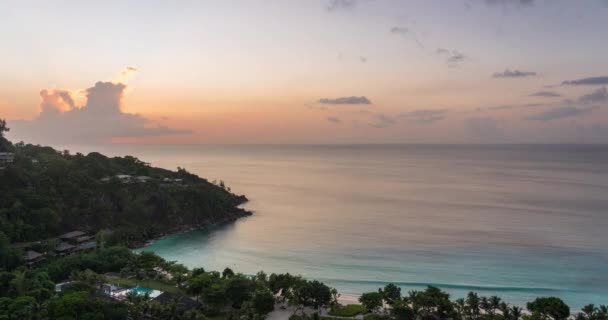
[[90, 144, 608, 309]]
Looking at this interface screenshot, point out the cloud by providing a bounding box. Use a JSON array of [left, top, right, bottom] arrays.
[[466, 117, 503, 139], [390, 26, 424, 48], [326, 0, 359, 11], [115, 66, 139, 84], [492, 69, 537, 78], [436, 48, 467, 68], [360, 56, 368, 64], [369, 113, 396, 128], [562, 76, 608, 86], [327, 116, 341, 124], [478, 105, 514, 111], [484, 0, 534, 6], [530, 91, 561, 98], [399, 109, 448, 124], [318, 96, 371, 105], [390, 27, 409, 35], [39, 89, 76, 113], [10, 80, 191, 144], [578, 86, 608, 104], [527, 106, 599, 121]]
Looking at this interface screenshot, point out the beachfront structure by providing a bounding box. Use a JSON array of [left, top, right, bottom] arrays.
[[100, 174, 154, 184], [55, 242, 76, 256], [0, 152, 14, 163], [55, 281, 75, 293], [24, 250, 46, 267], [76, 240, 97, 251], [0, 152, 14, 169], [136, 176, 152, 183], [59, 230, 86, 243]]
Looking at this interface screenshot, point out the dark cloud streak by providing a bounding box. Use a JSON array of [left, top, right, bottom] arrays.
[[318, 96, 371, 105]]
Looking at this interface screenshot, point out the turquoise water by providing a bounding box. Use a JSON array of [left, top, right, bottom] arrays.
[[130, 286, 153, 296], [100, 144, 608, 309]]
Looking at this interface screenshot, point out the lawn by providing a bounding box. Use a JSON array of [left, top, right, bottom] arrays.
[[328, 304, 366, 317], [362, 315, 390, 320], [107, 277, 185, 294]]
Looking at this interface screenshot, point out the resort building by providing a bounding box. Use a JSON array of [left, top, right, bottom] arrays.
[[55, 281, 75, 293], [136, 176, 153, 183], [0, 152, 14, 169], [55, 242, 77, 256], [59, 230, 86, 243], [56, 230, 97, 255], [24, 250, 46, 267]]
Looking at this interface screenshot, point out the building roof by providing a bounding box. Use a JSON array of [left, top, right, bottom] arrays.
[[55, 242, 76, 252], [76, 235, 93, 243], [24, 250, 44, 261], [59, 230, 86, 239], [76, 241, 97, 251], [154, 292, 201, 311]]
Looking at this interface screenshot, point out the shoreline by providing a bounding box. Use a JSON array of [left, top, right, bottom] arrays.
[[132, 206, 253, 249]]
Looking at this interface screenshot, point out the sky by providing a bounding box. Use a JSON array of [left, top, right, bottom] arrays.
[[1, 0, 608, 145]]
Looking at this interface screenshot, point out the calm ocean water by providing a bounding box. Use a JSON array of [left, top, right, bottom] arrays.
[[90, 144, 608, 309]]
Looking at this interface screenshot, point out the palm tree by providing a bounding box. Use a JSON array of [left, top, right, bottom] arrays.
[[454, 298, 467, 320], [579, 304, 597, 320], [598, 305, 608, 320], [510, 306, 523, 320], [498, 302, 510, 320], [489, 296, 502, 317], [466, 292, 481, 320]]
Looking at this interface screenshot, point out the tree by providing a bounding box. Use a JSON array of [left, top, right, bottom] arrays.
[[191, 267, 206, 277], [527, 297, 570, 320], [577, 304, 608, 320], [466, 292, 481, 320], [359, 292, 383, 313], [0, 119, 8, 137], [202, 282, 227, 312], [409, 286, 455, 319], [380, 283, 402, 305], [187, 272, 220, 299], [222, 267, 235, 279], [510, 306, 523, 320], [225, 276, 255, 308], [96, 230, 107, 250], [392, 298, 415, 320], [252, 289, 275, 315]]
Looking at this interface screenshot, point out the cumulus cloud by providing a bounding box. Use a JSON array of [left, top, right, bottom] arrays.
[[399, 109, 448, 124], [436, 48, 467, 68], [578, 86, 608, 104], [39, 89, 76, 113], [527, 106, 599, 121], [10, 80, 191, 144], [492, 69, 537, 78], [318, 96, 371, 105], [530, 91, 561, 98], [562, 76, 608, 86]]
